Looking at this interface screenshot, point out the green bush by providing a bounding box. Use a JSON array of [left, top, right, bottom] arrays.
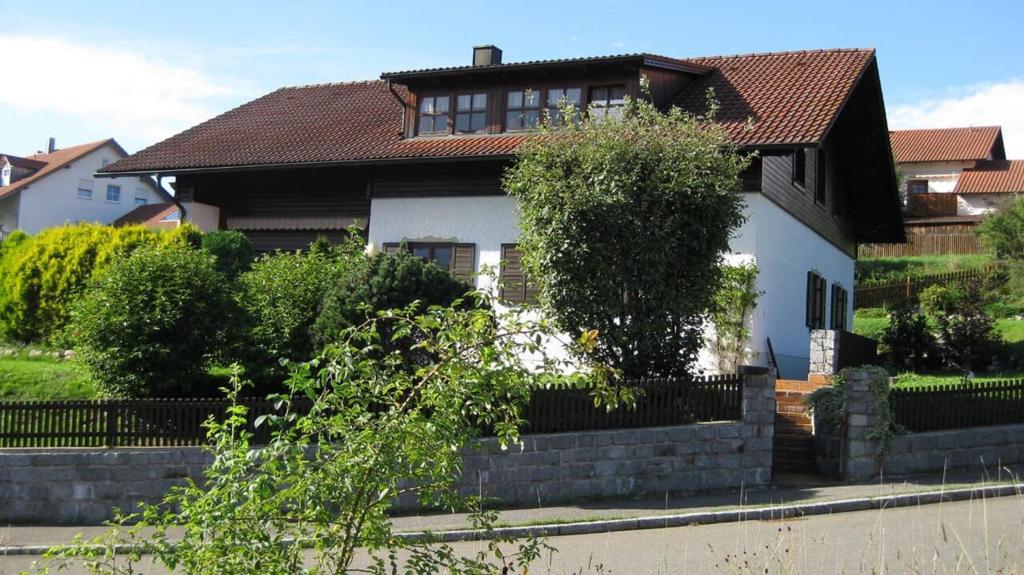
[[935, 282, 1003, 372], [70, 245, 236, 398], [236, 245, 364, 381], [881, 304, 936, 371], [202, 230, 255, 278], [917, 284, 964, 318], [0, 223, 196, 343], [313, 249, 473, 349]]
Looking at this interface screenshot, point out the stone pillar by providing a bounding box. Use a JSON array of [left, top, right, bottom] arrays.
[[740, 368, 776, 434], [809, 329, 840, 376], [840, 369, 881, 481]]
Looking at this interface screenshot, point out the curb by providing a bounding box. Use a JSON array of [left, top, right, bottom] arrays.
[[2, 483, 1021, 556]]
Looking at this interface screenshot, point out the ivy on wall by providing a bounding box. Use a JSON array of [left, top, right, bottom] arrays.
[[709, 263, 761, 373]]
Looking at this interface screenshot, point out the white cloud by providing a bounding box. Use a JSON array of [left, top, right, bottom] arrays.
[[888, 80, 1024, 158], [0, 35, 235, 149]]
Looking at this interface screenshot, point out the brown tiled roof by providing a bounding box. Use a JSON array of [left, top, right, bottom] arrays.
[[113, 202, 179, 228], [954, 160, 1024, 194], [890, 127, 1002, 164], [381, 53, 712, 79], [0, 140, 114, 200], [904, 215, 983, 226], [101, 48, 877, 175], [674, 49, 875, 146]]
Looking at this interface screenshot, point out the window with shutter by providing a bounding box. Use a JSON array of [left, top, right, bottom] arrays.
[[499, 244, 539, 304], [830, 285, 848, 331], [805, 271, 826, 329], [381, 241, 475, 285]]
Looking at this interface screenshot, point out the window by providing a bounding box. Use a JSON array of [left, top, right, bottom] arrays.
[[831, 164, 842, 217], [830, 285, 849, 331], [546, 87, 582, 126], [382, 242, 476, 283], [455, 92, 487, 134], [162, 210, 180, 222], [815, 149, 827, 205], [589, 86, 625, 120], [417, 95, 450, 135], [792, 149, 806, 188], [135, 196, 148, 206], [805, 271, 827, 329], [77, 178, 93, 200], [506, 89, 540, 131], [499, 244, 540, 304], [906, 179, 929, 195], [101, 158, 109, 168], [106, 184, 121, 203]]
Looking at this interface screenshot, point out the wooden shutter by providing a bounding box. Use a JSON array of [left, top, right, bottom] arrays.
[[499, 244, 540, 304], [806, 272, 827, 329], [831, 285, 848, 331], [451, 244, 476, 284], [806, 272, 816, 328]]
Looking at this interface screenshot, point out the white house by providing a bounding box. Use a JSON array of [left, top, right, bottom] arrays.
[[0, 138, 169, 237], [99, 47, 904, 379]]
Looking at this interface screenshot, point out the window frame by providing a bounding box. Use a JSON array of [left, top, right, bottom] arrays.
[[805, 271, 827, 330], [134, 196, 149, 206], [588, 85, 626, 121], [505, 88, 541, 132], [906, 179, 929, 195], [830, 284, 849, 331], [543, 86, 583, 127], [77, 178, 93, 201], [814, 149, 827, 205], [416, 94, 452, 136], [792, 148, 807, 189], [454, 91, 488, 134], [105, 184, 121, 204]]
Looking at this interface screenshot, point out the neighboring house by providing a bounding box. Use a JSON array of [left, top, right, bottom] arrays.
[[99, 46, 903, 378], [113, 202, 181, 229], [876, 126, 1022, 254], [0, 138, 169, 236]]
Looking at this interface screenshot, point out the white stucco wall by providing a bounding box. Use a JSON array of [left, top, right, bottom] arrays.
[[183, 202, 219, 231], [897, 161, 973, 196], [367, 196, 521, 293], [957, 193, 1020, 216], [739, 194, 854, 380], [368, 192, 852, 379], [13, 144, 165, 234]]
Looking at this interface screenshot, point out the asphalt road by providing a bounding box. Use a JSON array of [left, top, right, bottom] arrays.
[[4, 494, 1023, 574]]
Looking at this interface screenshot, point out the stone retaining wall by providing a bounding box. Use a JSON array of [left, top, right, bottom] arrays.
[[0, 372, 775, 524]]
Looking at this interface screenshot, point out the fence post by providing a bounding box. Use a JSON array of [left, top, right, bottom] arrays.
[[840, 369, 881, 481], [905, 276, 912, 300], [105, 402, 118, 448]]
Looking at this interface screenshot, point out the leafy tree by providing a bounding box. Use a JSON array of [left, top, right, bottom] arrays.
[[70, 245, 236, 398], [201, 230, 255, 279], [503, 87, 749, 377], [39, 297, 621, 574], [934, 281, 1003, 372], [880, 304, 935, 371], [0, 223, 199, 344], [978, 196, 1024, 260], [235, 236, 365, 382]]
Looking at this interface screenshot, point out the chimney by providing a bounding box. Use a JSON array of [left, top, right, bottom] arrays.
[[473, 45, 502, 67], [0, 156, 10, 187], [48, 137, 56, 153]]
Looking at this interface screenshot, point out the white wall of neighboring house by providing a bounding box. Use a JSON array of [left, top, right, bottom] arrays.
[[368, 192, 852, 379], [958, 193, 1021, 216], [13, 144, 165, 234], [0, 194, 18, 237], [897, 161, 973, 195]]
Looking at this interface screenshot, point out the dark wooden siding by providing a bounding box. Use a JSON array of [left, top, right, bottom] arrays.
[[244, 230, 351, 252], [761, 150, 856, 256], [370, 161, 506, 197]]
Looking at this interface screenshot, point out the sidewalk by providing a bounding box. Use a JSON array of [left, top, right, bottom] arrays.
[[2, 464, 1021, 552]]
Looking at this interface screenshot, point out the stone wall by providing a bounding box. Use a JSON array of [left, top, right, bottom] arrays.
[[813, 368, 1024, 481], [0, 372, 776, 524]]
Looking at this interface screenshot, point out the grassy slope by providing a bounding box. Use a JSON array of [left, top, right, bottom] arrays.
[[0, 353, 97, 400], [856, 254, 992, 286]]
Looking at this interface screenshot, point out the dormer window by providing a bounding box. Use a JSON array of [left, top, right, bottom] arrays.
[[455, 92, 487, 134], [546, 87, 582, 126], [418, 95, 450, 135], [506, 89, 540, 131], [589, 86, 626, 120]]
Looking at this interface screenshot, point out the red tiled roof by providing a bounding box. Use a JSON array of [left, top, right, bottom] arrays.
[[904, 215, 983, 226], [954, 160, 1024, 194], [890, 127, 1002, 164], [674, 49, 875, 146], [101, 48, 877, 174], [0, 140, 114, 200], [113, 202, 179, 228]]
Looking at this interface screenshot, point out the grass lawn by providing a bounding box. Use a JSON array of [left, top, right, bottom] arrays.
[[893, 371, 1024, 388], [0, 352, 97, 401], [856, 254, 992, 286]]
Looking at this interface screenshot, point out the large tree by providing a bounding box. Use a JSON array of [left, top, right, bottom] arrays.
[[503, 88, 749, 378]]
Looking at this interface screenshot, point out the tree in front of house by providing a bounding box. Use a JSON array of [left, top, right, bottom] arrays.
[[504, 87, 749, 378]]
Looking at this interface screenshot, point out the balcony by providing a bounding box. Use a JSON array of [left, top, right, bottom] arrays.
[[907, 192, 957, 217]]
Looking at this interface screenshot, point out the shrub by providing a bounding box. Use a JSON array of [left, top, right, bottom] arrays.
[[935, 282, 1003, 372], [202, 230, 255, 279], [880, 304, 936, 371], [313, 249, 474, 356], [917, 284, 964, 319], [0, 223, 187, 343], [236, 243, 364, 381], [70, 245, 236, 398], [978, 196, 1024, 259]]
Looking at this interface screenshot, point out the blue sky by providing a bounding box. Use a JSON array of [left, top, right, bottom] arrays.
[[4, 0, 1024, 156]]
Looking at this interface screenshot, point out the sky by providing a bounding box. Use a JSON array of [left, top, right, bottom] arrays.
[[3, 0, 1024, 157]]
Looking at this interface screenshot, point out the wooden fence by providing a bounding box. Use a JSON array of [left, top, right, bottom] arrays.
[[891, 379, 1024, 432], [859, 222, 981, 258], [0, 375, 744, 448], [854, 267, 995, 309]]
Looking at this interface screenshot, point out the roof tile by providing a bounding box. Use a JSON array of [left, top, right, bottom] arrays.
[[954, 160, 1024, 194], [890, 127, 1002, 163]]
